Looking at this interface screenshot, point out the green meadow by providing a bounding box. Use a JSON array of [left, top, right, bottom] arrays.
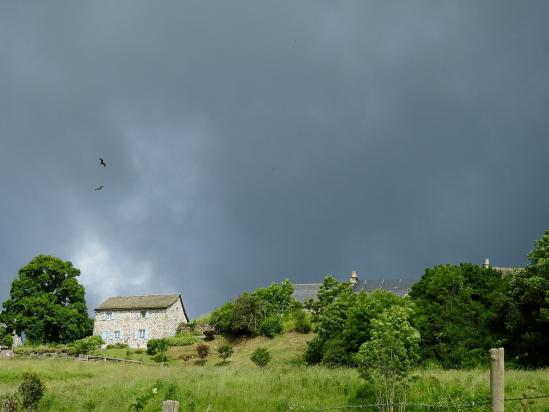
[[1, 333, 549, 411]]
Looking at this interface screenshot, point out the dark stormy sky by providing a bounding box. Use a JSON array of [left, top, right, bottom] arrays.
[[1, 1, 548, 317]]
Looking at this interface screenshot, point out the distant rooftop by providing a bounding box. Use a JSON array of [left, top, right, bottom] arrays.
[[292, 275, 416, 303], [293, 259, 522, 303]]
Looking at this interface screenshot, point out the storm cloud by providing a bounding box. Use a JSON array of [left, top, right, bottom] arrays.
[[1, 1, 548, 316]]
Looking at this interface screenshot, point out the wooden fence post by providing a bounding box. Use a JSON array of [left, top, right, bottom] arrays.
[[490, 347, 504, 412], [162, 400, 179, 412]]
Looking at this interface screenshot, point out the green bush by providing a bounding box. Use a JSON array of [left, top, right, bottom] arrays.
[[409, 263, 507, 368], [210, 280, 300, 337], [70, 336, 104, 355], [166, 335, 199, 347], [217, 344, 234, 362], [196, 343, 209, 364], [250, 347, 271, 367], [321, 338, 351, 367], [292, 309, 311, 333], [259, 316, 283, 338], [106, 343, 128, 349], [147, 339, 169, 355], [152, 352, 168, 363], [176, 320, 197, 335], [0, 327, 14, 348], [18, 372, 44, 410], [0, 393, 18, 412], [304, 336, 324, 365]]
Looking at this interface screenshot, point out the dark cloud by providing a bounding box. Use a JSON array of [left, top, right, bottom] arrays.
[[1, 1, 548, 317]]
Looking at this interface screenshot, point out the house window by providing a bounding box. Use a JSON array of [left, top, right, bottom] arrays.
[[140, 311, 147, 319], [106, 312, 113, 320], [114, 331, 120, 339], [138, 329, 146, 339]]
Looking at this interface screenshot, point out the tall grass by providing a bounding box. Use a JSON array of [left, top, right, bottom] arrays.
[[1, 333, 548, 411]]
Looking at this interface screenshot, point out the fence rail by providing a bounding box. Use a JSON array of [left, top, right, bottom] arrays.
[[78, 354, 143, 364]]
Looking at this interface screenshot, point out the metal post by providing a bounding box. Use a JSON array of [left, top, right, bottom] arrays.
[[490, 347, 504, 412]]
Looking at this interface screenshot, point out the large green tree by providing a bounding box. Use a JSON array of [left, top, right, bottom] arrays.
[[409, 263, 507, 368], [0, 255, 92, 344], [305, 276, 410, 366], [504, 230, 549, 366]]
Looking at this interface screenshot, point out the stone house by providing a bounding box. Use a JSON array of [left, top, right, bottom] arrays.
[[93, 294, 189, 348]]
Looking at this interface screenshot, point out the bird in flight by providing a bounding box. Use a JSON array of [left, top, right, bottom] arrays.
[[99, 158, 106, 167], [94, 186, 104, 191]]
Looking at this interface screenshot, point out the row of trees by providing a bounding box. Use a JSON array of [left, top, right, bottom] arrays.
[[1, 230, 547, 370], [209, 279, 311, 337], [304, 230, 549, 368]]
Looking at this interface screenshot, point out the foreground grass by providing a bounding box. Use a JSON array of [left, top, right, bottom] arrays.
[[1, 333, 548, 411]]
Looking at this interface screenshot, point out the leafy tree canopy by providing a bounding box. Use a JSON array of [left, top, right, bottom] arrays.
[[504, 230, 549, 366], [305, 276, 410, 366], [210, 279, 298, 337], [0, 255, 92, 344], [355, 305, 420, 408], [409, 263, 507, 368]]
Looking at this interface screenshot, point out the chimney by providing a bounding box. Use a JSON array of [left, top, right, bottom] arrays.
[[483, 258, 490, 268], [349, 270, 359, 285]]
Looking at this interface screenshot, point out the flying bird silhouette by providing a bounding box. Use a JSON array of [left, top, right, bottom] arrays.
[[99, 158, 106, 167], [94, 186, 104, 191]]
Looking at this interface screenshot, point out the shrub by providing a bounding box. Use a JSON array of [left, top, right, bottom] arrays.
[[202, 326, 215, 341], [322, 338, 351, 367], [146, 338, 168, 355], [250, 347, 271, 367], [70, 335, 104, 355], [106, 343, 128, 349], [196, 343, 209, 362], [304, 335, 324, 365], [259, 315, 283, 338], [0, 327, 14, 348], [152, 352, 168, 363], [293, 309, 311, 333], [176, 320, 197, 335], [1, 394, 18, 412], [409, 263, 507, 368], [209, 302, 236, 334], [355, 305, 420, 409], [18, 372, 44, 410], [166, 335, 199, 347], [217, 344, 234, 362]]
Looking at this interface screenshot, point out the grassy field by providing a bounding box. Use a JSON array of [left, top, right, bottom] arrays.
[[1, 333, 549, 411]]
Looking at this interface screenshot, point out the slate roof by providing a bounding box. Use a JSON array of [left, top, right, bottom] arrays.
[[292, 278, 417, 303], [95, 294, 181, 311], [353, 279, 416, 297], [292, 283, 321, 303], [492, 266, 522, 277]]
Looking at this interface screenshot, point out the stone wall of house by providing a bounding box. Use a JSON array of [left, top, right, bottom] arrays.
[[93, 300, 188, 348]]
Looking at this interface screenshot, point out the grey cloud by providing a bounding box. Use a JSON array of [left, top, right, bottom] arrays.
[[1, 1, 548, 316]]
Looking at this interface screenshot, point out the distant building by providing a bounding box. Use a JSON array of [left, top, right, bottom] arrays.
[[292, 271, 416, 304], [482, 258, 523, 277], [93, 294, 189, 348], [293, 260, 523, 304]]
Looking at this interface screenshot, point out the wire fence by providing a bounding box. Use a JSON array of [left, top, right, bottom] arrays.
[[310, 394, 549, 411]]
